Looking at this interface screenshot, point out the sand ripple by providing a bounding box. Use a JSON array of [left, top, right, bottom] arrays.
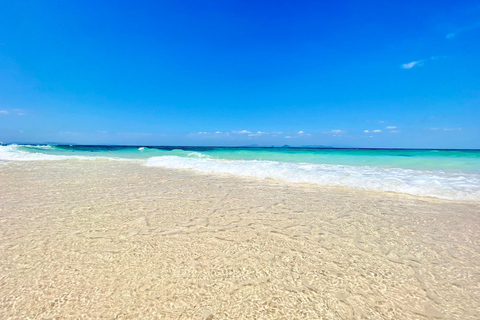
[[1, 161, 479, 319]]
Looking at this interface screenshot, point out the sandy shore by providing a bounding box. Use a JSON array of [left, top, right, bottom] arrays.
[[1, 160, 479, 319]]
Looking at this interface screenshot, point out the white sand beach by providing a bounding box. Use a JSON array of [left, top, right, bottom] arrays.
[[1, 160, 479, 319]]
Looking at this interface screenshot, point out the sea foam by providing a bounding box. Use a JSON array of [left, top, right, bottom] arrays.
[[2, 145, 479, 201], [0, 145, 85, 161], [144, 156, 480, 201], [0, 145, 129, 162]]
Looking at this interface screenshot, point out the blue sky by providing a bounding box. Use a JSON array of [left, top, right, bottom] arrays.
[[0, 0, 479, 148]]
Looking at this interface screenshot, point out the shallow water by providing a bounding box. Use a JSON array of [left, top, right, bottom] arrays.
[[1, 144, 480, 200], [1, 160, 479, 319]]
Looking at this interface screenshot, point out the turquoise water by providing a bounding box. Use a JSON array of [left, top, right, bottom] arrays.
[[1, 144, 479, 200], [9, 145, 480, 172]]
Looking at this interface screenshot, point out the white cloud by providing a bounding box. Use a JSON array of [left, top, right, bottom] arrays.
[[402, 61, 423, 69], [430, 127, 462, 131], [446, 22, 480, 40], [364, 130, 369, 133], [195, 129, 315, 138], [402, 56, 446, 70], [443, 127, 462, 131], [386, 126, 397, 129], [373, 129, 382, 133], [13, 109, 26, 116], [329, 129, 344, 134], [326, 129, 344, 137], [248, 131, 267, 137], [0, 109, 26, 116]]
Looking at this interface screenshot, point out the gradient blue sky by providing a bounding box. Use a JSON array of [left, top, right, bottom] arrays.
[[1, 0, 479, 148]]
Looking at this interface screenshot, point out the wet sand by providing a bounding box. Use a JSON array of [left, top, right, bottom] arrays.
[[1, 160, 479, 319]]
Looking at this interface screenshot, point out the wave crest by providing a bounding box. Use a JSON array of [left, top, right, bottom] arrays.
[[144, 156, 480, 201]]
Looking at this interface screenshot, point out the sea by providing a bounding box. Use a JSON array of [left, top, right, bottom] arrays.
[[1, 144, 479, 201]]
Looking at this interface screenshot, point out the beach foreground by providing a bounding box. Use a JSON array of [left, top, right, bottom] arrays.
[[1, 160, 479, 319]]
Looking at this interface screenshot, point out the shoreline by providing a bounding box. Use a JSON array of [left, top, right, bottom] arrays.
[[1, 160, 479, 319]]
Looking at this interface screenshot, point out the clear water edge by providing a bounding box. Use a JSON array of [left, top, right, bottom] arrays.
[[1, 144, 479, 201]]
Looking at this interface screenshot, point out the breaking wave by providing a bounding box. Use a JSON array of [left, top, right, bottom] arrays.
[[144, 156, 480, 201]]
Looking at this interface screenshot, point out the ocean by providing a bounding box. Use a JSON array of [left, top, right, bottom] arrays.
[[1, 144, 479, 201]]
